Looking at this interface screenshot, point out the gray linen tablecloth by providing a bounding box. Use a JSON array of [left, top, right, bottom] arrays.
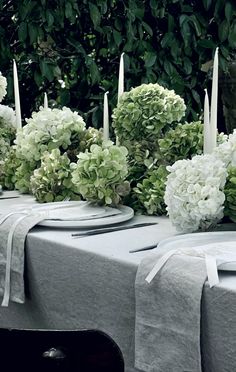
[[0, 193, 236, 372]]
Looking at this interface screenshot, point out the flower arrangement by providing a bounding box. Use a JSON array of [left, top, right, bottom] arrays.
[[31, 149, 81, 203], [15, 107, 86, 162], [0, 72, 7, 102], [0, 74, 16, 168], [134, 165, 168, 215], [224, 166, 236, 223], [71, 141, 130, 205], [0, 106, 103, 196], [158, 121, 203, 164], [164, 154, 227, 233], [112, 83, 186, 143]]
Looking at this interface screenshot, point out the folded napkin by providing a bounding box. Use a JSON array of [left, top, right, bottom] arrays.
[[135, 249, 207, 372], [135, 240, 236, 372], [0, 211, 49, 306]]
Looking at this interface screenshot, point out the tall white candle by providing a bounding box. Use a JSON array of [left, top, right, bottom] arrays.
[[203, 89, 211, 154], [103, 91, 109, 141], [44, 92, 48, 109], [210, 47, 219, 150], [116, 52, 125, 146], [13, 60, 22, 129], [118, 52, 125, 103]]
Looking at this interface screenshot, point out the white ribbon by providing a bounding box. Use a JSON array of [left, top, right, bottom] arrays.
[[145, 249, 177, 283], [205, 254, 219, 288], [145, 248, 225, 288]]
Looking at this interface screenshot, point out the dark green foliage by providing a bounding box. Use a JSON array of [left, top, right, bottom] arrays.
[[0, 0, 235, 130]]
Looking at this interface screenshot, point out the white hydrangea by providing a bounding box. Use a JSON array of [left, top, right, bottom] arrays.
[[0, 73, 7, 102], [214, 129, 236, 167], [15, 107, 86, 162], [0, 105, 16, 128], [164, 154, 227, 233]]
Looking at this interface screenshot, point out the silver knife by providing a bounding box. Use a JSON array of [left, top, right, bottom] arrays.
[[129, 244, 158, 253], [71, 222, 158, 237]]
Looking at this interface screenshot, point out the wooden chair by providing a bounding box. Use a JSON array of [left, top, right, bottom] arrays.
[[0, 328, 124, 372]]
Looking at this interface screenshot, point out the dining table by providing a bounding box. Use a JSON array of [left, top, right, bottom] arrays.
[[0, 192, 236, 372]]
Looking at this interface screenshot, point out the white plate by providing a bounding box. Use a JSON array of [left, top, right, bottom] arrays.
[[38, 205, 134, 228], [158, 231, 236, 271]]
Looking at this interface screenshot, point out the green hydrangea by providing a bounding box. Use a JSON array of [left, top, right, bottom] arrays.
[[224, 166, 236, 223], [66, 127, 103, 162], [15, 107, 86, 162], [133, 165, 168, 215], [15, 160, 38, 193], [0, 148, 20, 190], [158, 121, 203, 164], [0, 105, 16, 161], [112, 83, 186, 143], [71, 141, 130, 205], [31, 149, 81, 203]]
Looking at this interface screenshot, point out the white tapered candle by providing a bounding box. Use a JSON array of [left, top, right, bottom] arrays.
[[13, 60, 22, 129], [118, 52, 125, 103], [103, 91, 109, 141], [44, 92, 48, 109], [210, 47, 219, 150], [203, 89, 211, 154]]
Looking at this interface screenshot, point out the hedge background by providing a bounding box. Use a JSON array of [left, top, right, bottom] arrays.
[[0, 0, 236, 134]]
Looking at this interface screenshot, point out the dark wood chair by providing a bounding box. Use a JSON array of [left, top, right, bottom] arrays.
[[0, 328, 124, 372]]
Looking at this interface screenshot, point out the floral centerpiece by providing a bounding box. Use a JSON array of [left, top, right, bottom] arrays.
[[71, 141, 130, 205], [0, 106, 103, 199], [0, 73, 16, 160], [164, 129, 236, 232], [0, 72, 16, 189]]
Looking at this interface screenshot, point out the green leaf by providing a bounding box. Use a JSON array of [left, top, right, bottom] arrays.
[[161, 32, 173, 48], [164, 61, 176, 76], [40, 61, 55, 82], [28, 23, 38, 44], [168, 14, 175, 32], [202, 0, 212, 11], [218, 20, 229, 42], [88, 60, 100, 85], [65, 2, 73, 19], [228, 22, 236, 48], [214, 0, 224, 17], [225, 2, 233, 23], [150, 0, 158, 10], [46, 10, 54, 27], [192, 89, 201, 105], [89, 2, 101, 28], [113, 30, 122, 47], [142, 21, 153, 36], [190, 15, 202, 37], [144, 52, 157, 68], [34, 70, 43, 87], [59, 89, 70, 105], [183, 57, 192, 75], [18, 22, 28, 42], [198, 39, 216, 49]]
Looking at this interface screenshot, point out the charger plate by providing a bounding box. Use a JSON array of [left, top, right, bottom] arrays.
[[38, 204, 134, 228], [157, 231, 236, 271]]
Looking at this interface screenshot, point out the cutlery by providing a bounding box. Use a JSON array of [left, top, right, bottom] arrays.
[[71, 222, 158, 237], [0, 195, 20, 199], [129, 244, 158, 253]]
